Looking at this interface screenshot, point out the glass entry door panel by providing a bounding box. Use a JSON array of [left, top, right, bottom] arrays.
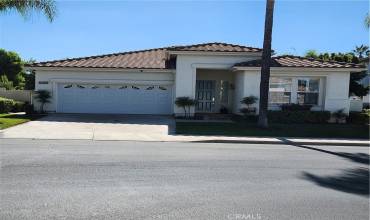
[[196, 80, 216, 112]]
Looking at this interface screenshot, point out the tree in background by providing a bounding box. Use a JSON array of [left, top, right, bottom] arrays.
[[0, 75, 13, 90], [0, 0, 57, 22], [0, 49, 25, 89], [305, 50, 360, 63], [350, 71, 369, 97], [258, 0, 275, 128], [0, 49, 36, 90], [353, 45, 369, 59], [304, 46, 369, 97], [305, 50, 318, 59], [24, 59, 37, 90]]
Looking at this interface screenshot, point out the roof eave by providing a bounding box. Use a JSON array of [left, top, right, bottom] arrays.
[[231, 66, 367, 72], [25, 66, 175, 73], [167, 50, 262, 56]]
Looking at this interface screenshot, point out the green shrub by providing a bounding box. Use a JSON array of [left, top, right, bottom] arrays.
[[24, 102, 35, 115], [268, 110, 331, 124], [12, 101, 25, 112], [0, 98, 26, 113], [348, 112, 370, 125], [0, 97, 15, 113]]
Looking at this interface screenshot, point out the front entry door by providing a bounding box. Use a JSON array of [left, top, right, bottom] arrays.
[[196, 80, 216, 112]]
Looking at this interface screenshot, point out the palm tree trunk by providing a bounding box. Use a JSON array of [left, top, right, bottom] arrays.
[[258, 0, 275, 128]]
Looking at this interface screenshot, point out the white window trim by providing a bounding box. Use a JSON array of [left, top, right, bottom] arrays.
[[269, 76, 325, 110]]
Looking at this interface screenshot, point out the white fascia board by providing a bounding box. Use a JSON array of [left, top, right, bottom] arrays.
[[26, 66, 175, 73], [168, 51, 262, 56], [232, 67, 367, 72], [48, 78, 174, 85]]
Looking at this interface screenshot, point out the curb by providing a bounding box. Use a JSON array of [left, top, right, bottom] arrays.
[[189, 139, 369, 147], [0, 137, 368, 146]]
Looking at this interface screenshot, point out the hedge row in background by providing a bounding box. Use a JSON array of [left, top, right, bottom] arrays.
[[0, 97, 25, 113]]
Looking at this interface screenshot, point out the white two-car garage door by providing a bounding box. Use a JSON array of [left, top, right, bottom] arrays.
[[57, 83, 173, 114]]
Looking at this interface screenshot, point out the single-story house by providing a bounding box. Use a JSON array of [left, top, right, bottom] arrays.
[[26, 42, 365, 115]]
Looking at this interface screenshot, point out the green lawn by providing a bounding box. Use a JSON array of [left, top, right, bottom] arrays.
[[176, 122, 369, 139], [0, 114, 41, 130]]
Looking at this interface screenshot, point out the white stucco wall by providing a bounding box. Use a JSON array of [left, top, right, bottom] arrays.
[[324, 72, 350, 113], [174, 54, 260, 115], [34, 69, 174, 112], [235, 68, 352, 114], [233, 71, 261, 113]]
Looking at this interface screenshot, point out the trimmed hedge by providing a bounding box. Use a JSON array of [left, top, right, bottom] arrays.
[[268, 110, 331, 124], [0, 97, 25, 113], [281, 103, 312, 111], [347, 111, 370, 125]]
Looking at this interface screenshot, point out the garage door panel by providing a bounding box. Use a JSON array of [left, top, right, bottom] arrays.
[[57, 84, 172, 114]]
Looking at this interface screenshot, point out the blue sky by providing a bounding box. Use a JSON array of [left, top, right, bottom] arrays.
[[0, 0, 368, 62]]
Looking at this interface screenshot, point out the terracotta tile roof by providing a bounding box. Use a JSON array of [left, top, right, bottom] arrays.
[[27, 42, 262, 69], [28, 48, 170, 69], [234, 55, 365, 68], [169, 42, 262, 53]]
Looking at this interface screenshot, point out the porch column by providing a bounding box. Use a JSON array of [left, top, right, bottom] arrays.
[[234, 70, 261, 114], [174, 63, 197, 116]]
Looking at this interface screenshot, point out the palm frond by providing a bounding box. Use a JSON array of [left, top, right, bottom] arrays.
[[0, 0, 57, 22]]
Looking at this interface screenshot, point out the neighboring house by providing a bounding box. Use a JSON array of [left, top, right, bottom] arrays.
[[26, 42, 365, 115]]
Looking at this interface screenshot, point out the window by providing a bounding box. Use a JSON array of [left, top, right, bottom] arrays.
[[132, 86, 140, 90], [146, 86, 154, 90], [91, 85, 99, 89], [159, 86, 167, 90], [77, 85, 85, 89], [64, 84, 73, 88], [119, 85, 127, 89], [297, 78, 320, 105], [269, 77, 292, 104]]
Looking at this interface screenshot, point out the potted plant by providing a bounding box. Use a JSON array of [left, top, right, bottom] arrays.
[[240, 96, 258, 116]]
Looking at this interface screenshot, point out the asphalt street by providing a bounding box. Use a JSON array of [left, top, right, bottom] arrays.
[[0, 139, 369, 220]]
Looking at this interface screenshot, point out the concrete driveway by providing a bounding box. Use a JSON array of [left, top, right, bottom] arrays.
[[0, 114, 175, 141]]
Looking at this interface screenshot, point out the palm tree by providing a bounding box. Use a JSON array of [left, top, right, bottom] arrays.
[[0, 0, 57, 22], [258, 0, 275, 128], [353, 44, 369, 59], [365, 13, 370, 29], [34, 90, 51, 113]]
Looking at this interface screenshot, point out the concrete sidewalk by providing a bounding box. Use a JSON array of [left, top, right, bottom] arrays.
[[1, 129, 368, 146], [0, 114, 368, 146]]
